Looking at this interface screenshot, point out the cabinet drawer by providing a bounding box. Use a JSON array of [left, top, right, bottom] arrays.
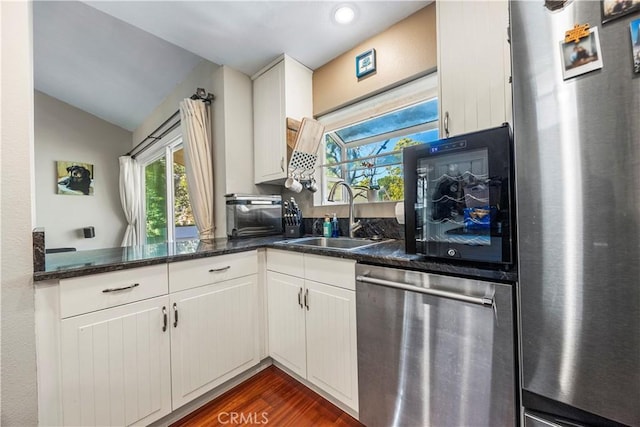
[[267, 249, 304, 277], [304, 254, 355, 290], [59, 264, 168, 319], [168, 251, 258, 293]]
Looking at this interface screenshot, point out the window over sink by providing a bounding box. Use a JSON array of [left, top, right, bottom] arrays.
[[316, 73, 439, 206]]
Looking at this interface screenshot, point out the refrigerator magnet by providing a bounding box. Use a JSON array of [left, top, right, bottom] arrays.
[[631, 18, 640, 74], [560, 26, 604, 80], [602, 0, 640, 24]]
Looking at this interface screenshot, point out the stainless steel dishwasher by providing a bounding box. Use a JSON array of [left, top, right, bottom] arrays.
[[356, 263, 516, 427]]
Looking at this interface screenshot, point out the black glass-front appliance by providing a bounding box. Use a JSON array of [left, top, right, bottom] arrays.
[[403, 124, 515, 266]]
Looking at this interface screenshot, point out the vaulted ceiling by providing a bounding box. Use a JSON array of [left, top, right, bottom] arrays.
[[34, 1, 430, 131]]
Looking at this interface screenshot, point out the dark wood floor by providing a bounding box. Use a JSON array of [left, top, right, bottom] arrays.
[[171, 365, 364, 427]]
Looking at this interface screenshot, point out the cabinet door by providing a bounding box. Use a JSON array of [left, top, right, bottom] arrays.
[[253, 61, 286, 184], [266, 271, 306, 377], [170, 275, 259, 409], [437, 0, 511, 137], [60, 296, 171, 427], [305, 280, 358, 412]]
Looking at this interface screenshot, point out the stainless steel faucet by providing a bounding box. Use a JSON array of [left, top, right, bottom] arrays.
[[327, 180, 361, 238]]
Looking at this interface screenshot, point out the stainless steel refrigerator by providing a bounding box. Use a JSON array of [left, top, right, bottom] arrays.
[[512, 1, 639, 426]]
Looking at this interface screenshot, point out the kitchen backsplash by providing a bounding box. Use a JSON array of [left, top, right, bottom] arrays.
[[302, 217, 404, 240]]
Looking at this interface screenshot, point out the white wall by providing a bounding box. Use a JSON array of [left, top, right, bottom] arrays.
[[137, 61, 278, 240], [211, 66, 227, 239], [219, 66, 254, 195], [133, 59, 216, 145], [0, 1, 39, 424], [34, 91, 131, 250], [212, 65, 281, 238]]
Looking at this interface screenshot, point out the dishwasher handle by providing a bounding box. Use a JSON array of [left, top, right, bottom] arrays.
[[356, 275, 494, 307]]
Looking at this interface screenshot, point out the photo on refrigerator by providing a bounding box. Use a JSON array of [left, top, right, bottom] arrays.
[[602, 0, 640, 23], [631, 18, 640, 73], [560, 26, 604, 79]]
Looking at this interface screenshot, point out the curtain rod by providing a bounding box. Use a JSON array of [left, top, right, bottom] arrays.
[[126, 88, 215, 160]]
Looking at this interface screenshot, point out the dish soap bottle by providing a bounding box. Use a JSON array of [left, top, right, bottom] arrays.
[[331, 213, 340, 237], [323, 214, 332, 238]]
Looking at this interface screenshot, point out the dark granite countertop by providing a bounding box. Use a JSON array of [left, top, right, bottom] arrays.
[[269, 239, 517, 283], [34, 236, 283, 281], [34, 236, 517, 283]]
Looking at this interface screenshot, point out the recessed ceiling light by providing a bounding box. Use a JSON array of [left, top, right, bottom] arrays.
[[334, 5, 356, 24]]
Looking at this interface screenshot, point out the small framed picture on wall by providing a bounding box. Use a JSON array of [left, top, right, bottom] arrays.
[[356, 48, 376, 79], [56, 161, 94, 195]]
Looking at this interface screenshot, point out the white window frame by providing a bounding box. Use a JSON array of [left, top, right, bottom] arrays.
[[136, 127, 193, 244], [314, 73, 439, 207]]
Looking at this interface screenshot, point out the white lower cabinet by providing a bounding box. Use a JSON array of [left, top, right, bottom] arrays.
[[304, 280, 358, 411], [42, 249, 357, 425], [266, 250, 358, 413], [266, 271, 307, 377], [170, 275, 259, 409], [60, 295, 172, 427], [48, 253, 262, 426]]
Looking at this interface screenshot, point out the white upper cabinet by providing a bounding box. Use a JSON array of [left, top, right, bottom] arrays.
[[437, 0, 512, 137], [252, 55, 313, 184]]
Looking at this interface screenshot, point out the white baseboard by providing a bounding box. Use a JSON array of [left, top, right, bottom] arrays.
[[271, 360, 359, 420], [149, 359, 273, 427]]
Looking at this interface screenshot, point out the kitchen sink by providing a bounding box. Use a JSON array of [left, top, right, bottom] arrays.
[[282, 236, 387, 250]]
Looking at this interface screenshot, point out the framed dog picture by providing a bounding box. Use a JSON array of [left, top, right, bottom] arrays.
[[56, 161, 94, 195]]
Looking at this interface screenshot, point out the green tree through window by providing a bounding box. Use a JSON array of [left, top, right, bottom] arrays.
[[174, 159, 194, 227], [145, 156, 167, 244], [143, 146, 196, 244], [377, 137, 421, 200], [321, 94, 439, 204]]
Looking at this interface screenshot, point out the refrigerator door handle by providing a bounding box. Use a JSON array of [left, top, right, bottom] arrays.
[[444, 111, 450, 137], [356, 275, 494, 307]]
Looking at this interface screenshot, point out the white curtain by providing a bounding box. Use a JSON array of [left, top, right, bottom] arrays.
[[180, 98, 215, 241], [118, 155, 141, 246]]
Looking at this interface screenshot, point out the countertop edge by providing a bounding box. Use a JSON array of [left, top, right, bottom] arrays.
[[33, 257, 169, 282], [35, 239, 518, 283]]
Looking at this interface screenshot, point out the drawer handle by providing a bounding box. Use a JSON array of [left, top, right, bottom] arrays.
[[297, 287, 303, 308], [173, 303, 179, 328], [102, 283, 139, 293], [209, 266, 231, 273], [162, 306, 167, 332], [304, 288, 309, 311]]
